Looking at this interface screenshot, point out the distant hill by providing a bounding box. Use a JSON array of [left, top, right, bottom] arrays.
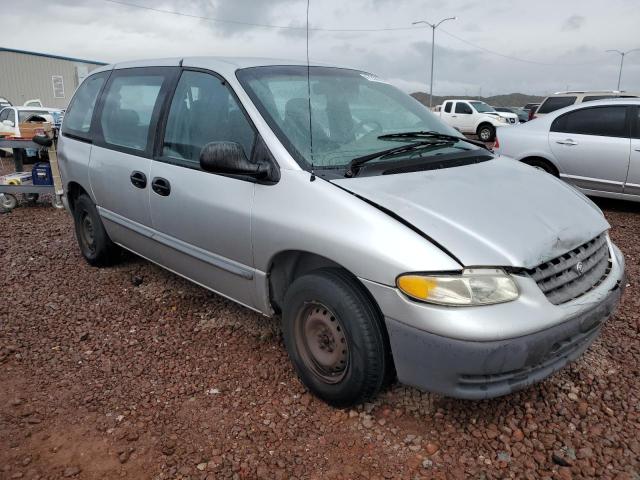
[[411, 92, 545, 108]]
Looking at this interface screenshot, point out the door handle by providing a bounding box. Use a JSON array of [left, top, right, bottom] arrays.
[[130, 171, 147, 189], [451, 115, 457, 117], [556, 139, 578, 146], [151, 177, 171, 196], [634, 148, 640, 152]]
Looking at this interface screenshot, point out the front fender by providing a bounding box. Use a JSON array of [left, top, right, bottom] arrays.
[[252, 169, 462, 287]]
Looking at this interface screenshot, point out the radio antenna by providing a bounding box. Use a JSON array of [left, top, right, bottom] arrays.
[[306, 0, 316, 181]]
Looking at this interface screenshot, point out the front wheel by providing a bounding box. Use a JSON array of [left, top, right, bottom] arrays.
[[477, 124, 496, 142], [282, 269, 390, 407]]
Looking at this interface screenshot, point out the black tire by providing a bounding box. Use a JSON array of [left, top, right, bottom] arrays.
[[282, 268, 389, 407], [477, 124, 495, 142], [73, 193, 119, 266], [522, 158, 557, 176], [25, 193, 39, 204]]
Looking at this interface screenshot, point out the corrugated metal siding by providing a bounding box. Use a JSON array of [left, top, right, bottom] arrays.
[[0, 51, 103, 109]]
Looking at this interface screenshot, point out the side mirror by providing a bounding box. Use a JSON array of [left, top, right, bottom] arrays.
[[199, 141, 273, 181]]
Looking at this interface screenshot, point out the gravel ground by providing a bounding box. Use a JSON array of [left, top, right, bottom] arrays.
[[0, 181, 639, 479]]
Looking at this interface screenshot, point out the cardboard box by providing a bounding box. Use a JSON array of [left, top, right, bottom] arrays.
[[17, 122, 52, 139]]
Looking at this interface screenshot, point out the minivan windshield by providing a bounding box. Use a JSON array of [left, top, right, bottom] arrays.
[[237, 66, 470, 169]]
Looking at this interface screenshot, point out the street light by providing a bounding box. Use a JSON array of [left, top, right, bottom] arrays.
[[606, 48, 640, 90], [412, 16, 456, 108]]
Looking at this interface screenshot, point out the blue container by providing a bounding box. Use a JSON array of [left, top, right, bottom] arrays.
[[32, 162, 53, 186]]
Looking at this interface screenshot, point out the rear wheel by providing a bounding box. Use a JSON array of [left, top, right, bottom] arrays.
[[73, 193, 119, 266], [282, 269, 389, 407], [477, 124, 496, 142]]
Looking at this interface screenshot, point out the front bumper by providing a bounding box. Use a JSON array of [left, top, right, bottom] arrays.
[[385, 280, 622, 399], [361, 241, 625, 399]]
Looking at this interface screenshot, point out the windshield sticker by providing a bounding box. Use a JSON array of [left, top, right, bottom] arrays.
[[360, 73, 389, 84]]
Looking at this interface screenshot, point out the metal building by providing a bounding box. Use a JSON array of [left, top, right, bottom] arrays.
[[0, 47, 106, 109]]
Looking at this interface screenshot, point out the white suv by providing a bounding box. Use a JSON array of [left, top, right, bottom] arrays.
[[439, 99, 517, 141], [534, 90, 638, 119]]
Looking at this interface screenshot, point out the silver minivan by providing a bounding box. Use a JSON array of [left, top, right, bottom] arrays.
[[58, 58, 625, 406]]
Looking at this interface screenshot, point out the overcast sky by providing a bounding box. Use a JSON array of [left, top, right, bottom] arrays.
[[5, 0, 640, 95]]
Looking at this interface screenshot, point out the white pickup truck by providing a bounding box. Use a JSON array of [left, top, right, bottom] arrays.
[[439, 99, 518, 142]]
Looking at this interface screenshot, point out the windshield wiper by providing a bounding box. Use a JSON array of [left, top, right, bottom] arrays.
[[378, 131, 490, 150], [345, 139, 450, 177]]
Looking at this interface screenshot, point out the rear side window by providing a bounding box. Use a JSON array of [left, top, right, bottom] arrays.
[[582, 95, 615, 102], [443, 102, 452, 113], [537, 96, 577, 114], [0, 108, 10, 122], [455, 102, 472, 114], [161, 71, 256, 167], [62, 73, 107, 139], [551, 106, 628, 138], [99, 73, 165, 152]]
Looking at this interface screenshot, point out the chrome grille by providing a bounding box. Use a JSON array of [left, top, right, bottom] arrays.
[[508, 118, 516, 124], [526, 233, 611, 305]]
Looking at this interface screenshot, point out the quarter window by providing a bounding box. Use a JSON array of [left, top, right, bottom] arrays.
[[582, 95, 615, 102], [443, 102, 452, 113], [99, 74, 164, 151], [62, 73, 107, 138], [551, 106, 628, 138], [162, 71, 256, 166], [632, 107, 640, 139], [0, 108, 9, 122], [537, 96, 577, 114]]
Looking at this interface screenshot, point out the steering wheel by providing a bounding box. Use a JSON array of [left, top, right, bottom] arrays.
[[353, 119, 383, 138]]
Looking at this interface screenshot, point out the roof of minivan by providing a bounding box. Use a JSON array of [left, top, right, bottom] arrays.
[[92, 56, 343, 77]]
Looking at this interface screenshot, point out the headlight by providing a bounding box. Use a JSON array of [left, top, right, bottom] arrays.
[[397, 268, 519, 306], [496, 116, 507, 123]]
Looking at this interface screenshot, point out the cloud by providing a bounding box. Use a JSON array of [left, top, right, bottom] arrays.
[[562, 14, 585, 31], [2, 0, 639, 96]]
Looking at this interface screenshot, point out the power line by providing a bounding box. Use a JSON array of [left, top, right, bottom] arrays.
[[102, 0, 609, 66], [102, 0, 424, 32], [438, 28, 604, 66]]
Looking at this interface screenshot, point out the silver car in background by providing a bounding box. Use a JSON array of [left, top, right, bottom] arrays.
[[495, 99, 640, 201], [57, 58, 625, 406]]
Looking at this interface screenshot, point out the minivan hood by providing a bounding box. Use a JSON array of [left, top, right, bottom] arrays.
[[332, 158, 609, 269]]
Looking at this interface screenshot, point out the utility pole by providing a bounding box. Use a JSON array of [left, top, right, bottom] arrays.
[[606, 49, 639, 90], [412, 16, 456, 108]]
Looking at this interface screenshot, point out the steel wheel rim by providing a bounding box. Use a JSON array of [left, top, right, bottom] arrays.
[[295, 302, 349, 384], [80, 211, 96, 253]]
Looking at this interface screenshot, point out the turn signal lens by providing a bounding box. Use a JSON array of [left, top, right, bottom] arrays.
[[396, 275, 438, 300], [396, 268, 519, 306]]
